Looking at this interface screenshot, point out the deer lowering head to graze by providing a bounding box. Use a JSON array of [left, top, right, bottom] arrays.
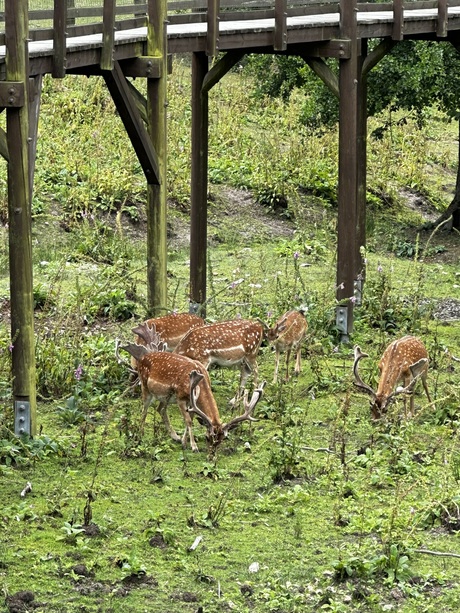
[[130, 312, 205, 372], [174, 318, 265, 404], [117, 322, 264, 451], [353, 335, 431, 419], [266, 309, 308, 383]]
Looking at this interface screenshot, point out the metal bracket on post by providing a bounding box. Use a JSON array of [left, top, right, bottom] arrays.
[[336, 305, 350, 343], [354, 277, 363, 307], [14, 400, 31, 436]]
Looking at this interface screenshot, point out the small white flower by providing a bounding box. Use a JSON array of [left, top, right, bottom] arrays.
[[248, 562, 260, 573]]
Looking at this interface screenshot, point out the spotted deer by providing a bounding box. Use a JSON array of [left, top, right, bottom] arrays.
[[266, 309, 308, 383], [129, 312, 205, 373], [117, 322, 264, 451], [174, 319, 265, 404], [353, 335, 431, 418]]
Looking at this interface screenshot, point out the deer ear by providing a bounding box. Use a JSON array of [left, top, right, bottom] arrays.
[[410, 357, 428, 378]]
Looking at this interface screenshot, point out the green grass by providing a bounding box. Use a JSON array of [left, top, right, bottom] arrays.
[[0, 60, 460, 612]]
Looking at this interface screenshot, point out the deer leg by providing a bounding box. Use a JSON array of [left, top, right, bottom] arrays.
[[285, 347, 292, 381], [140, 389, 154, 434], [230, 360, 253, 407], [273, 348, 281, 384], [156, 401, 182, 444], [421, 373, 432, 404], [294, 344, 302, 376], [177, 400, 199, 452]]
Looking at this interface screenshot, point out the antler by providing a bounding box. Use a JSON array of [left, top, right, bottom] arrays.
[[132, 322, 167, 352], [115, 338, 139, 374], [352, 345, 377, 397], [223, 381, 266, 433], [187, 370, 214, 428]]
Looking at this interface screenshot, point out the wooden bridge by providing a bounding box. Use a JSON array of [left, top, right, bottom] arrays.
[[2, 0, 460, 434]]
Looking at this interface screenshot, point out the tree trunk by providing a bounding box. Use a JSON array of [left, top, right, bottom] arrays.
[[429, 118, 460, 231]]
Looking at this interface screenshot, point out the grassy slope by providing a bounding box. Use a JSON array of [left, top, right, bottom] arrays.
[[0, 67, 459, 612]]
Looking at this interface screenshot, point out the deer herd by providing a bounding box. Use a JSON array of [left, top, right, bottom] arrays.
[[116, 309, 433, 452]]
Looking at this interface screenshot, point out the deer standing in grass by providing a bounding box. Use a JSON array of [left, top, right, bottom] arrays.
[[353, 335, 431, 419], [174, 319, 264, 404], [117, 322, 264, 451], [130, 312, 204, 373], [266, 309, 308, 383]]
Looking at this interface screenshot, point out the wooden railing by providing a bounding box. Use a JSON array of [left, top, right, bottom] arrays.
[[0, 0, 457, 54]]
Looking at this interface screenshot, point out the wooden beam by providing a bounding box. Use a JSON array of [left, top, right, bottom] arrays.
[[202, 50, 245, 92], [190, 51, 209, 315], [28, 75, 43, 199], [301, 56, 339, 97], [146, 0, 168, 314], [102, 61, 160, 184], [0, 127, 9, 161], [5, 0, 37, 435], [0, 82, 25, 107], [362, 38, 396, 76]]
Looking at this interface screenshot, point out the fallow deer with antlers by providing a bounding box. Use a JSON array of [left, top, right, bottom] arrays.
[[266, 309, 308, 383], [353, 335, 431, 419], [117, 322, 265, 451], [174, 318, 265, 404]]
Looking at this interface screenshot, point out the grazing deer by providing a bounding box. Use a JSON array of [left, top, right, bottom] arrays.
[[174, 319, 265, 404], [130, 312, 205, 373], [353, 335, 431, 419], [117, 322, 264, 451], [266, 309, 308, 383]]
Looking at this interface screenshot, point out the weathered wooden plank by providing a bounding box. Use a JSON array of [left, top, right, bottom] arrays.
[[28, 74, 42, 198], [0, 127, 8, 161], [101, 0, 116, 69], [5, 0, 37, 435]]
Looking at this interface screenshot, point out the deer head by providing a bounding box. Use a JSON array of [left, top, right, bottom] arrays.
[[265, 309, 308, 383], [174, 319, 265, 404], [188, 372, 265, 448], [353, 335, 431, 419]]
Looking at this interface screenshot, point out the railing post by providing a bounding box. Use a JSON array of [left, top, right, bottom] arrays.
[[436, 0, 447, 37], [53, 0, 68, 77], [207, 0, 219, 56], [274, 0, 287, 51], [101, 0, 116, 70], [5, 0, 37, 436], [392, 0, 404, 40]]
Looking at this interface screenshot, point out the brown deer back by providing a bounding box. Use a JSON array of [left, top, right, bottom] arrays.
[[268, 310, 307, 351], [376, 335, 428, 400], [174, 319, 264, 368]]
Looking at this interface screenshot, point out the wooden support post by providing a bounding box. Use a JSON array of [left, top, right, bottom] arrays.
[[146, 0, 168, 315], [392, 0, 404, 41], [336, 0, 364, 340], [6, 0, 36, 435], [190, 52, 209, 316], [437, 0, 447, 38], [356, 38, 367, 305], [207, 0, 219, 57], [28, 75, 43, 199]]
